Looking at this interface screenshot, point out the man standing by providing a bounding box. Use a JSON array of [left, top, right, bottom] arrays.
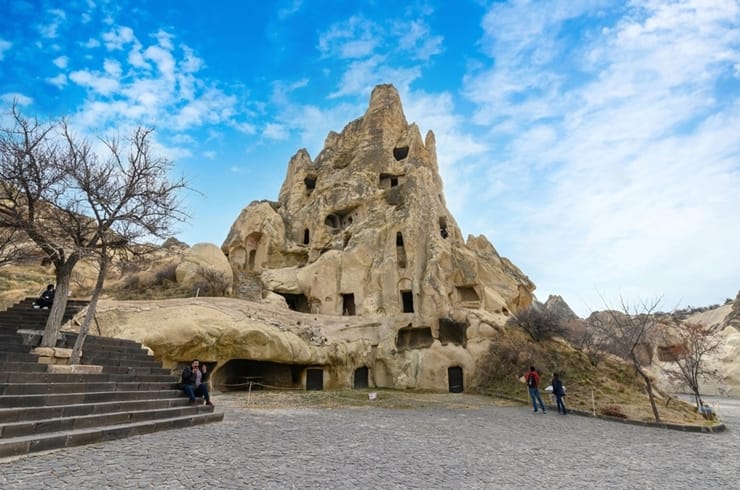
[[525, 366, 546, 413], [181, 359, 213, 407]]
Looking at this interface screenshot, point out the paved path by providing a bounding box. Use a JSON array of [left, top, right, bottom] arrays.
[[1, 393, 738, 489]]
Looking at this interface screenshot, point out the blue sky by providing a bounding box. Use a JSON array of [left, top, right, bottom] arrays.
[[1, 0, 739, 315]]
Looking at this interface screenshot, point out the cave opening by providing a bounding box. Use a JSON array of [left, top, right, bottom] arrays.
[[212, 359, 307, 391]]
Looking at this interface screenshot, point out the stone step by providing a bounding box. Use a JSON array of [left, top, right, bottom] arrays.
[[0, 411, 224, 459], [0, 352, 38, 363], [0, 371, 177, 384], [0, 404, 215, 438], [82, 345, 154, 361], [0, 389, 184, 408], [0, 344, 31, 353], [81, 357, 162, 368], [0, 397, 195, 423], [0, 381, 178, 396], [0, 362, 47, 373], [0, 335, 24, 344], [101, 366, 172, 376]]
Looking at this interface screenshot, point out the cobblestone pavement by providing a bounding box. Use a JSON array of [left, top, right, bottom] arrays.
[[1, 393, 738, 489]]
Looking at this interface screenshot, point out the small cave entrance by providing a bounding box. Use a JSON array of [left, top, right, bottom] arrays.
[[304, 175, 317, 194], [276, 292, 311, 313], [213, 359, 306, 391], [306, 368, 324, 391], [439, 217, 449, 239], [456, 286, 479, 303], [380, 173, 404, 189], [438, 318, 468, 346], [393, 146, 409, 161], [303, 228, 310, 245], [396, 326, 433, 350], [354, 366, 369, 389], [341, 293, 356, 316], [396, 232, 407, 268], [401, 290, 414, 313], [448, 366, 464, 393], [248, 250, 257, 270]]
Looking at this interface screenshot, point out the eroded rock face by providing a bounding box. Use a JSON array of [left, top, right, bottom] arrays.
[[223, 85, 534, 330], [175, 242, 233, 295]]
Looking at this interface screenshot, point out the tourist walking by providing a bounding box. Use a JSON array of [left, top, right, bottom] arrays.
[[552, 372, 567, 414], [525, 366, 546, 413]]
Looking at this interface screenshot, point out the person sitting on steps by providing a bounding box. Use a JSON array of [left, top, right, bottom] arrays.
[[34, 284, 55, 309], [181, 359, 213, 407]]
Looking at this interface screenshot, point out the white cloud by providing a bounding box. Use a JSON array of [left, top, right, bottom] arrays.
[[82, 38, 101, 49], [203, 151, 216, 160], [262, 123, 290, 140], [102, 26, 135, 50], [278, 0, 303, 19], [39, 8, 66, 39], [0, 93, 33, 106], [103, 59, 122, 77], [127, 42, 149, 68], [69, 69, 120, 95], [144, 45, 176, 81], [46, 74, 68, 88], [396, 20, 443, 61], [463, 0, 740, 313], [171, 89, 237, 130], [232, 121, 257, 135], [53, 55, 69, 69], [329, 55, 421, 99], [318, 16, 380, 59], [0, 39, 12, 60]]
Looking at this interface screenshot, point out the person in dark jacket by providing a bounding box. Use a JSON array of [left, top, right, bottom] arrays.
[[34, 284, 55, 309], [181, 359, 213, 407], [524, 366, 546, 413], [552, 372, 567, 414]]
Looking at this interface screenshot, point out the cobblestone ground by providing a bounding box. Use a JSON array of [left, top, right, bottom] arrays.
[[1, 393, 738, 489]]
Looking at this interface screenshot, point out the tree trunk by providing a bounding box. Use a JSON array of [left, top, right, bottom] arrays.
[[70, 255, 108, 364], [40, 258, 77, 348], [637, 367, 661, 422]]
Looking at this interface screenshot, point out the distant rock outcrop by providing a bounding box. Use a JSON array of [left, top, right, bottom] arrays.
[[543, 295, 579, 323]]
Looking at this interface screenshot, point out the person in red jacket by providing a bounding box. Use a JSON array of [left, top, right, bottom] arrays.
[[525, 366, 546, 413]]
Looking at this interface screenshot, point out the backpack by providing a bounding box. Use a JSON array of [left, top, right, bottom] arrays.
[[527, 373, 537, 387]]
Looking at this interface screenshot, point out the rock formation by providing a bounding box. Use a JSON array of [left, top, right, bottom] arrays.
[[92, 85, 535, 392], [223, 84, 533, 324]]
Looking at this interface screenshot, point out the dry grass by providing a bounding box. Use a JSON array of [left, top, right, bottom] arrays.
[[474, 328, 706, 425], [0, 263, 55, 310]]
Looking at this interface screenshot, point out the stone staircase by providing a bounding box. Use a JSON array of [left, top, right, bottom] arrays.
[[0, 298, 223, 459]]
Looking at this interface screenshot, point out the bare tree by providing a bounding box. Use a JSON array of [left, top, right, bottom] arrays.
[[577, 320, 608, 367], [0, 105, 78, 347], [661, 322, 723, 412], [507, 304, 564, 342], [58, 123, 189, 363], [0, 228, 29, 265], [0, 105, 188, 350], [596, 296, 663, 422]]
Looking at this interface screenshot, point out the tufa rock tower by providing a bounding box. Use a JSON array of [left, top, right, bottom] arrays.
[[92, 84, 535, 393], [223, 84, 533, 325]]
